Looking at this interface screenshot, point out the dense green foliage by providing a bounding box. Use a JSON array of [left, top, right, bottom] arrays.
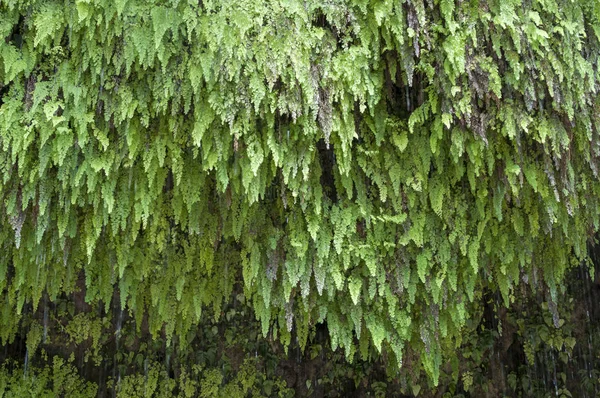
[[0, 267, 599, 397], [1, 0, 600, 395]]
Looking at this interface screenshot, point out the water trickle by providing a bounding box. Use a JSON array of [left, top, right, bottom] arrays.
[[35, 260, 41, 285], [116, 307, 124, 351], [533, 351, 540, 393], [525, 355, 533, 395], [117, 371, 121, 395], [113, 307, 125, 398], [542, 348, 549, 392], [43, 299, 48, 344], [296, 337, 301, 364], [112, 361, 117, 398], [497, 351, 506, 390], [23, 348, 29, 377], [551, 350, 558, 396], [576, 341, 586, 398], [587, 334, 593, 381], [144, 358, 149, 396]]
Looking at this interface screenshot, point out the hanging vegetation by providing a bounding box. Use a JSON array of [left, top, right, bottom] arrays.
[[0, 0, 599, 395]]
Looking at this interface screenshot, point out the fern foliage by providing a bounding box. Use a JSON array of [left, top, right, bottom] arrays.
[[0, 0, 599, 387]]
